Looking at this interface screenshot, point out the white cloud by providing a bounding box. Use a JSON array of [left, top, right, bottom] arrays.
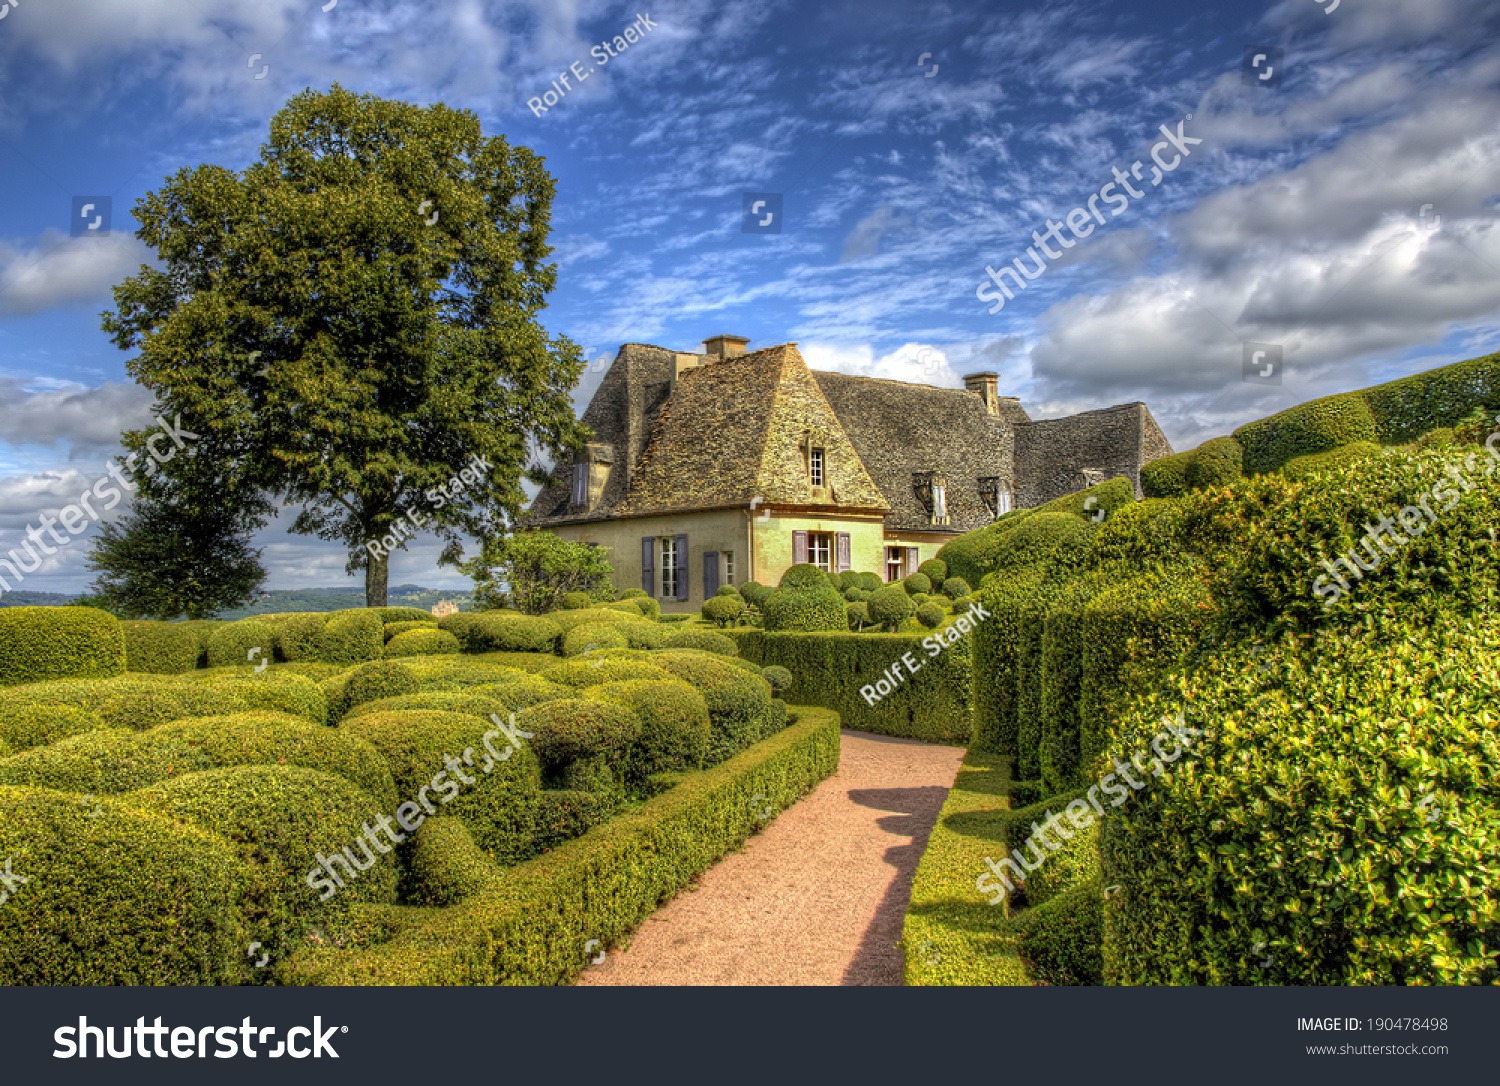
[[0, 379, 157, 453], [0, 231, 156, 317]]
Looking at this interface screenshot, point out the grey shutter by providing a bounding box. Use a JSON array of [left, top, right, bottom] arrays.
[[836, 533, 851, 572], [906, 546, 920, 575], [792, 530, 808, 565], [703, 551, 719, 598], [675, 534, 689, 601], [571, 462, 587, 506], [641, 537, 655, 597]]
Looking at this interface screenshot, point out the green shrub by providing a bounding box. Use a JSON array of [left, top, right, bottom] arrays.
[[384, 619, 438, 642], [342, 691, 511, 727], [971, 562, 1060, 761], [0, 729, 212, 794], [918, 558, 948, 584], [373, 606, 437, 624], [316, 610, 385, 666], [438, 611, 482, 646], [846, 601, 871, 631], [646, 651, 774, 764], [1040, 572, 1116, 793], [702, 595, 746, 628], [546, 607, 644, 634], [512, 697, 639, 782], [180, 620, 219, 668], [632, 596, 662, 620], [275, 613, 326, 662], [561, 623, 631, 657], [761, 666, 792, 696], [762, 584, 845, 632], [867, 586, 915, 631], [559, 591, 594, 609], [715, 585, 740, 597], [738, 580, 770, 607], [0, 606, 125, 687], [542, 657, 675, 689], [1011, 881, 1103, 985], [386, 628, 463, 658], [1359, 350, 1500, 444], [618, 588, 647, 600], [1185, 435, 1243, 490], [0, 704, 111, 753], [127, 764, 398, 947], [1079, 498, 1187, 575], [621, 622, 672, 650], [940, 577, 971, 599], [397, 656, 531, 691], [663, 628, 738, 655], [206, 618, 279, 669], [1103, 616, 1500, 985], [0, 786, 250, 984], [910, 592, 931, 606], [530, 790, 616, 853], [1140, 450, 1191, 498], [855, 571, 882, 592], [324, 660, 421, 722], [916, 603, 944, 629], [198, 670, 329, 726], [903, 572, 933, 595], [585, 679, 710, 781], [404, 817, 502, 906], [1416, 426, 1455, 449], [0, 675, 249, 732], [1234, 391, 1379, 476], [990, 513, 1097, 580], [339, 710, 540, 864], [122, 621, 200, 674], [1280, 440, 1383, 482]]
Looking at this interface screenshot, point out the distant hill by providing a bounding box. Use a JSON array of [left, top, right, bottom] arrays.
[[0, 585, 473, 618]]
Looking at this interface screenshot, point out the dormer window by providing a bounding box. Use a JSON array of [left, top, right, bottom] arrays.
[[932, 481, 947, 520], [978, 477, 1011, 519], [570, 461, 588, 507], [809, 447, 825, 487], [912, 470, 950, 526]]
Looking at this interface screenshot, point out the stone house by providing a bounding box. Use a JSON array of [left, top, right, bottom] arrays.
[[523, 335, 1173, 612]]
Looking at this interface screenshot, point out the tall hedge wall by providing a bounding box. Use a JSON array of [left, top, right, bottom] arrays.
[[0, 607, 125, 687], [278, 709, 841, 985], [730, 629, 973, 744]]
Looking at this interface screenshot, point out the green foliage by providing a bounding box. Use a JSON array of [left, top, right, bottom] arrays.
[[585, 679, 711, 781], [647, 651, 774, 764], [104, 85, 590, 608], [701, 595, 746, 628], [513, 698, 640, 779], [737, 580, 770, 607], [917, 558, 948, 584], [618, 588, 647, 600], [316, 611, 385, 667], [663, 628, 738, 655], [1280, 440, 1383, 482], [339, 709, 541, 864], [461, 532, 614, 615], [541, 658, 675, 689], [384, 619, 438, 641], [374, 606, 438, 624], [1011, 881, 1103, 985], [547, 607, 648, 633], [197, 670, 330, 725], [916, 602, 944, 628], [0, 674, 248, 733], [1186, 435, 1244, 490], [855, 571, 882, 592], [404, 817, 502, 906], [846, 601, 870, 631], [620, 622, 671, 650], [866, 585, 915, 631], [0, 705, 111, 754], [760, 666, 792, 696], [1358, 350, 1500, 444], [561, 623, 631, 657], [715, 585, 741, 597], [903, 572, 932, 595], [971, 562, 1058, 764], [940, 577, 970, 599], [1234, 392, 1380, 476], [1140, 450, 1190, 498], [0, 607, 126, 687], [0, 786, 250, 984], [206, 618, 278, 669], [385, 628, 463, 657], [464, 612, 562, 654], [762, 567, 846, 633], [275, 613, 326, 662], [325, 660, 422, 722], [529, 790, 615, 853], [122, 620, 200, 674], [276, 711, 840, 985]]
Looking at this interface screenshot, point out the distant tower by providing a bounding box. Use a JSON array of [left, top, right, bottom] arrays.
[[431, 600, 459, 618]]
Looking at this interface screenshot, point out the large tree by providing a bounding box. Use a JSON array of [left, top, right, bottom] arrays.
[[102, 85, 589, 606]]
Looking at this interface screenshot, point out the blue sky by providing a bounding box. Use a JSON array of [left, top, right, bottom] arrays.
[[1, 0, 1498, 594]]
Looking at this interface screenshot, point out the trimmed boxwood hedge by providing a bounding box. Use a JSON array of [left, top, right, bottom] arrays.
[[404, 816, 502, 906], [561, 623, 630, 657], [465, 613, 562, 654], [193, 670, 329, 726], [384, 619, 438, 642], [122, 620, 200, 674], [0, 704, 112, 753], [548, 608, 648, 634], [513, 698, 640, 777], [338, 709, 541, 865], [662, 628, 738, 656], [730, 628, 973, 744], [0, 606, 125, 687], [762, 564, 846, 633], [646, 651, 775, 764], [386, 628, 462, 658], [541, 657, 675, 689], [206, 618, 279, 669], [1011, 880, 1103, 986], [276, 708, 838, 985], [316, 610, 385, 666], [0, 785, 251, 985], [342, 690, 512, 727], [397, 656, 530, 691], [373, 606, 439, 624], [0, 728, 214, 796], [274, 613, 326, 663], [584, 679, 711, 780], [1279, 440, 1383, 482], [0, 675, 250, 732], [1233, 391, 1379, 476]]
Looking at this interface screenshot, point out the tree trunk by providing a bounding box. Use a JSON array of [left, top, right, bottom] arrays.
[[366, 546, 389, 608]]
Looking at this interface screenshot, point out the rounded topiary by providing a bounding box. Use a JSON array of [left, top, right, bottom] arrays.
[[778, 563, 829, 592], [325, 660, 421, 721], [843, 585, 863, 602], [531, 789, 616, 852], [847, 601, 871, 631], [384, 619, 439, 642], [0, 729, 211, 794], [560, 592, 595, 610], [338, 709, 540, 863], [867, 585, 916, 631], [622, 622, 672, 650], [618, 588, 648, 600], [737, 581, 770, 608], [122, 621, 199, 675], [562, 623, 631, 658], [856, 571, 882, 592], [404, 817, 500, 907], [824, 570, 843, 592], [0, 785, 250, 984], [127, 764, 398, 940], [715, 585, 740, 597], [918, 558, 948, 585], [513, 698, 641, 775], [396, 656, 531, 690], [910, 591, 930, 605], [585, 679, 711, 779], [941, 576, 972, 599], [663, 629, 738, 656], [632, 596, 663, 620], [760, 666, 792, 697], [903, 572, 933, 595], [645, 651, 773, 765], [464, 612, 562, 654], [372, 606, 436, 624], [548, 608, 648, 634], [206, 619, 279, 670], [385, 628, 463, 658], [542, 657, 675, 689], [315, 610, 385, 667], [273, 613, 326, 662], [198, 670, 329, 726], [702, 595, 746, 628], [916, 602, 945, 628], [762, 565, 846, 633], [1184, 435, 1244, 490], [0, 704, 111, 753], [0, 606, 125, 688]]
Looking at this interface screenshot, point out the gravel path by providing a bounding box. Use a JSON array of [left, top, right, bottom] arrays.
[[575, 729, 966, 987]]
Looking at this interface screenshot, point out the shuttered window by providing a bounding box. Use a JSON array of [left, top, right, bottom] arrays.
[[792, 530, 808, 565], [641, 537, 655, 597], [674, 534, 689, 601], [571, 462, 588, 506], [836, 532, 851, 573], [703, 551, 720, 598]]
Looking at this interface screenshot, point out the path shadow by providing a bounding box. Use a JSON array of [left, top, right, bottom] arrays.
[[839, 783, 956, 986]]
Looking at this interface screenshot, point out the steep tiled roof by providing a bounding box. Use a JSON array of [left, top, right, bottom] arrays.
[[812, 371, 1022, 534]]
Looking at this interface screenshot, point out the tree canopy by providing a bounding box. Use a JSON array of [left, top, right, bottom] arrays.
[[102, 85, 589, 607]]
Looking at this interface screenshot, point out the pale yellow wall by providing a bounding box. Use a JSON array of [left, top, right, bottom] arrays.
[[550, 512, 955, 611]]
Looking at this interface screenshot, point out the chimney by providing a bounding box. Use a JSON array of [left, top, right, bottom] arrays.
[[670, 352, 700, 396], [963, 371, 1000, 415], [703, 334, 750, 359]]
